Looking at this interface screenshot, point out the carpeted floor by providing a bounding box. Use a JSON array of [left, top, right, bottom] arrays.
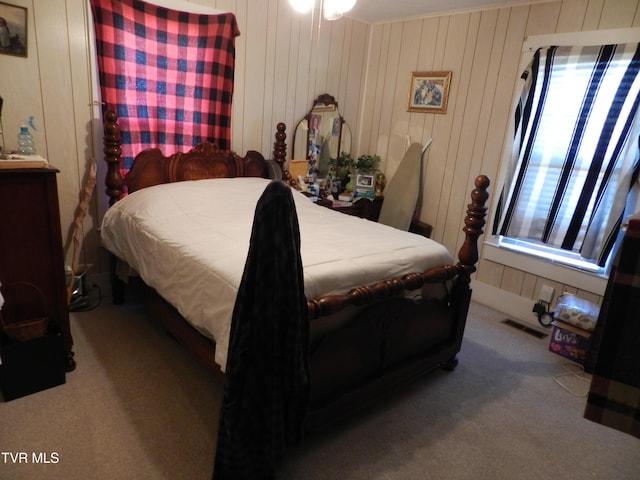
[[1, 298, 638, 479]]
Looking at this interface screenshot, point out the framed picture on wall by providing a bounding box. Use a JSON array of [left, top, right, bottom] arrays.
[[407, 71, 452, 113], [0, 1, 27, 58]]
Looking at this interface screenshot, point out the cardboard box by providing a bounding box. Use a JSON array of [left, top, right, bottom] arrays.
[[0, 333, 66, 401], [288, 159, 309, 180], [548, 320, 592, 365]]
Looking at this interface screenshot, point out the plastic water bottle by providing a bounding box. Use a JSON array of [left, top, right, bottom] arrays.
[[17, 125, 35, 155]]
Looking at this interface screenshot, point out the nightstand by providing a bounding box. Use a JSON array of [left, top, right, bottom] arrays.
[[316, 197, 383, 221], [409, 219, 433, 238]]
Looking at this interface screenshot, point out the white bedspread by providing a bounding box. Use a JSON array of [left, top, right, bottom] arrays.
[[100, 177, 453, 369]]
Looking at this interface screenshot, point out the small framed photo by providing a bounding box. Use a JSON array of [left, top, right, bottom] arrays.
[[407, 71, 452, 113], [356, 173, 374, 189], [331, 117, 341, 136], [0, 2, 27, 58], [309, 113, 321, 134]]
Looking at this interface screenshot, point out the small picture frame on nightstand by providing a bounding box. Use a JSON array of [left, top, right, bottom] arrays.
[[356, 173, 374, 189], [355, 173, 375, 200]]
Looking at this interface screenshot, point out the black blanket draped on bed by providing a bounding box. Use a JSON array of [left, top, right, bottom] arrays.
[[213, 180, 310, 479], [583, 218, 640, 439]]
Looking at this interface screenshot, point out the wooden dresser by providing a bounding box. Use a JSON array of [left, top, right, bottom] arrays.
[[0, 167, 75, 371]]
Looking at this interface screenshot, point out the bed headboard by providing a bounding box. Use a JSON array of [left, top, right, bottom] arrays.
[[125, 142, 269, 194], [101, 109, 288, 205]]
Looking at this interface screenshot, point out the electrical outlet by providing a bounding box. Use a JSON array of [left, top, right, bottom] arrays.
[[539, 284, 555, 304]]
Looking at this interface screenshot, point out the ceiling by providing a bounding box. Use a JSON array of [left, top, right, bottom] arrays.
[[345, 0, 541, 23]]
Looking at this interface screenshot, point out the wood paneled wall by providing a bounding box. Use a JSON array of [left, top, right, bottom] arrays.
[[356, 0, 640, 317]]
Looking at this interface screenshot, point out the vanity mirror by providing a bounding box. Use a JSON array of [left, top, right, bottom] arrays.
[[292, 93, 351, 180]]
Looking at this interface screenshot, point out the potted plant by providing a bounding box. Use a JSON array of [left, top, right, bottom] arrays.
[[355, 154, 381, 173], [328, 152, 353, 186], [328, 152, 351, 176], [329, 153, 382, 194]]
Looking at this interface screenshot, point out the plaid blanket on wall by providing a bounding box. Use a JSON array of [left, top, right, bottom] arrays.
[[584, 218, 640, 439], [90, 0, 240, 171]]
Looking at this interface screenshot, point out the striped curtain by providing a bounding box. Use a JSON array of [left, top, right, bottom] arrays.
[[493, 43, 640, 266], [90, 0, 240, 171]]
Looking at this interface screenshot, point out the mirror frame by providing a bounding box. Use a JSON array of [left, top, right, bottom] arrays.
[[292, 93, 350, 179]]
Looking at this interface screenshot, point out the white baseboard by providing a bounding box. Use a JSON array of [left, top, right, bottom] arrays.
[[471, 279, 549, 333]]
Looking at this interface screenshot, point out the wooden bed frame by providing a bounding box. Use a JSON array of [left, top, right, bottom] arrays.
[[101, 110, 490, 430]]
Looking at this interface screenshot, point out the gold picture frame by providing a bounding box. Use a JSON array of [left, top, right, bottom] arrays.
[[0, 1, 27, 58], [407, 71, 452, 113]]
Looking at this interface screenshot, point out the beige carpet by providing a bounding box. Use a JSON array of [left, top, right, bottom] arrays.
[[1, 298, 638, 479]]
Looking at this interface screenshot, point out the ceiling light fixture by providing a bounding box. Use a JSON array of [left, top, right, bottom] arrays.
[[289, 0, 357, 21], [289, 0, 314, 13]]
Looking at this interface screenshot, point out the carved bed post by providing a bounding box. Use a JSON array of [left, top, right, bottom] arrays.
[[102, 109, 125, 206], [102, 109, 126, 303], [443, 174, 490, 371], [456, 175, 490, 285], [273, 122, 287, 179]]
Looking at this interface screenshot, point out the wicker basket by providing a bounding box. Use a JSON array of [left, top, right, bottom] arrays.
[[0, 281, 49, 342]]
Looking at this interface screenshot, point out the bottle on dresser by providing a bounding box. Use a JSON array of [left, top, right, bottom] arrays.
[[17, 124, 35, 155]]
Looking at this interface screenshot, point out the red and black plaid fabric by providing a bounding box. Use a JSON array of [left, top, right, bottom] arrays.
[[584, 218, 640, 439], [90, 0, 239, 170]]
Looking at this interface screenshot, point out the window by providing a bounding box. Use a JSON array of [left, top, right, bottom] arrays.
[[492, 42, 640, 273]]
